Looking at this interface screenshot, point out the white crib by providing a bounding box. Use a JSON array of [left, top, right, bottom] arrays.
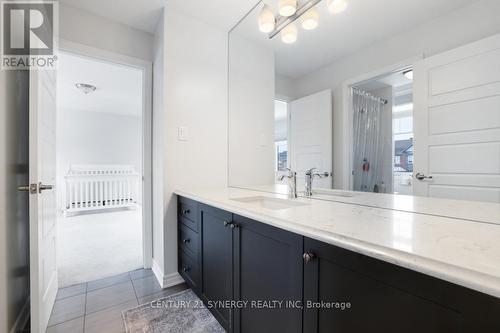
[[64, 165, 140, 214]]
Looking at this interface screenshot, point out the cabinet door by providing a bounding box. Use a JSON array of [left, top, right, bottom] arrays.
[[303, 238, 461, 333], [200, 204, 234, 331], [233, 215, 303, 333]]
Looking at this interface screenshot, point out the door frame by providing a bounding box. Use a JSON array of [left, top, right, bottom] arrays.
[[58, 39, 154, 268], [340, 55, 423, 191]]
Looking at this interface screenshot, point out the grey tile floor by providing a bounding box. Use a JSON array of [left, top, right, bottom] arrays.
[[46, 269, 187, 333]]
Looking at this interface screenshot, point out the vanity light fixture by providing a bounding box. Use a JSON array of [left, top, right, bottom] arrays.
[[279, 0, 297, 17], [258, 4, 276, 33], [281, 23, 298, 44], [75, 83, 97, 94], [326, 0, 348, 14], [259, 0, 348, 43], [301, 7, 319, 30]]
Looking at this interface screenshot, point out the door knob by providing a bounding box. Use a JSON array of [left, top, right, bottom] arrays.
[[415, 173, 433, 181], [17, 184, 37, 194], [38, 182, 54, 193], [303, 252, 316, 263]]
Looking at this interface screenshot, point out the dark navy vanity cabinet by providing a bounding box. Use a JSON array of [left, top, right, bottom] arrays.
[[178, 196, 500, 333]]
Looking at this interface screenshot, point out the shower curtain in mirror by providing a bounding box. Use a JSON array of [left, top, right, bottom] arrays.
[[352, 89, 385, 192]]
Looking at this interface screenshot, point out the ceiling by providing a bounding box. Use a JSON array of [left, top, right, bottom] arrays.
[[59, 0, 165, 33], [232, 0, 480, 78], [168, 0, 260, 31], [59, 0, 258, 33], [58, 52, 143, 117]]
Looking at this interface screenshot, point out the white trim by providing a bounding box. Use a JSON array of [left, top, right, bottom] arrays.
[[340, 55, 423, 190], [10, 297, 30, 333], [152, 259, 185, 288], [58, 39, 153, 268], [163, 272, 185, 288], [151, 259, 164, 287]]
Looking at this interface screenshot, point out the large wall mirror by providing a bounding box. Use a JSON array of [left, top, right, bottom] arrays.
[[228, 0, 500, 206]]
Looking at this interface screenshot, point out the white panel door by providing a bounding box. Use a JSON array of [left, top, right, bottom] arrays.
[[30, 68, 58, 333], [413, 34, 500, 202], [289, 90, 333, 190]]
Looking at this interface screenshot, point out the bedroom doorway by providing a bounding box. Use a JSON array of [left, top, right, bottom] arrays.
[[55, 44, 152, 287]]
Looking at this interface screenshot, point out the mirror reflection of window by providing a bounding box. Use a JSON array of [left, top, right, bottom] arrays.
[[275, 100, 288, 184]]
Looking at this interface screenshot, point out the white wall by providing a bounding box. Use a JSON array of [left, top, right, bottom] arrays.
[[291, 0, 500, 189], [151, 12, 165, 280], [59, 3, 154, 61], [228, 34, 275, 187], [56, 108, 142, 211], [275, 74, 296, 101], [160, 8, 228, 281]]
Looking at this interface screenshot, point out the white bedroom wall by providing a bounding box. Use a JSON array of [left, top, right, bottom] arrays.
[[56, 109, 142, 212], [161, 8, 228, 283], [228, 34, 275, 187], [292, 0, 500, 189], [59, 3, 154, 61]]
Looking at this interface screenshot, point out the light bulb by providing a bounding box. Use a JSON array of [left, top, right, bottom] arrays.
[[301, 7, 319, 30], [279, 0, 297, 17], [258, 4, 275, 33], [327, 0, 348, 14], [281, 24, 298, 44]]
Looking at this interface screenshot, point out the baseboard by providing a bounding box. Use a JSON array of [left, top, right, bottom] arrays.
[[151, 259, 164, 287], [151, 259, 184, 289], [163, 272, 184, 288], [10, 297, 30, 333]]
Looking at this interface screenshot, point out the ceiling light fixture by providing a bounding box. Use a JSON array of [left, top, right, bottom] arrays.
[[259, 0, 348, 43], [279, 0, 297, 17], [327, 0, 348, 14], [281, 23, 298, 44], [301, 7, 319, 30], [258, 4, 275, 33], [75, 83, 97, 94]]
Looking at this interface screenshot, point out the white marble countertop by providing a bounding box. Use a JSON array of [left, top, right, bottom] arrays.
[[235, 184, 500, 225], [175, 187, 500, 299]]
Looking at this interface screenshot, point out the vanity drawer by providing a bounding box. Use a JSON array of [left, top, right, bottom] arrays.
[[178, 197, 198, 232], [179, 250, 199, 290], [179, 224, 198, 258]]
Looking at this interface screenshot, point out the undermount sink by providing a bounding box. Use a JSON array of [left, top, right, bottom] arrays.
[[231, 196, 308, 210]]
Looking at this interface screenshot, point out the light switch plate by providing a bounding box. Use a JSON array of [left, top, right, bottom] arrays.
[[178, 126, 189, 141]]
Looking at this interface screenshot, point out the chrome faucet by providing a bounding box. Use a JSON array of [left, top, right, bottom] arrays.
[[305, 168, 331, 197], [279, 168, 298, 199]]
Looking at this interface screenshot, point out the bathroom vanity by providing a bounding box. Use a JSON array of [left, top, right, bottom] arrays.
[[177, 188, 500, 333]]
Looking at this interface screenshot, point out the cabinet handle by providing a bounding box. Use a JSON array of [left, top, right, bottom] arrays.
[[230, 223, 238, 229], [223, 221, 230, 227], [182, 208, 191, 215], [183, 267, 191, 272], [303, 252, 316, 264], [182, 238, 190, 244]]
